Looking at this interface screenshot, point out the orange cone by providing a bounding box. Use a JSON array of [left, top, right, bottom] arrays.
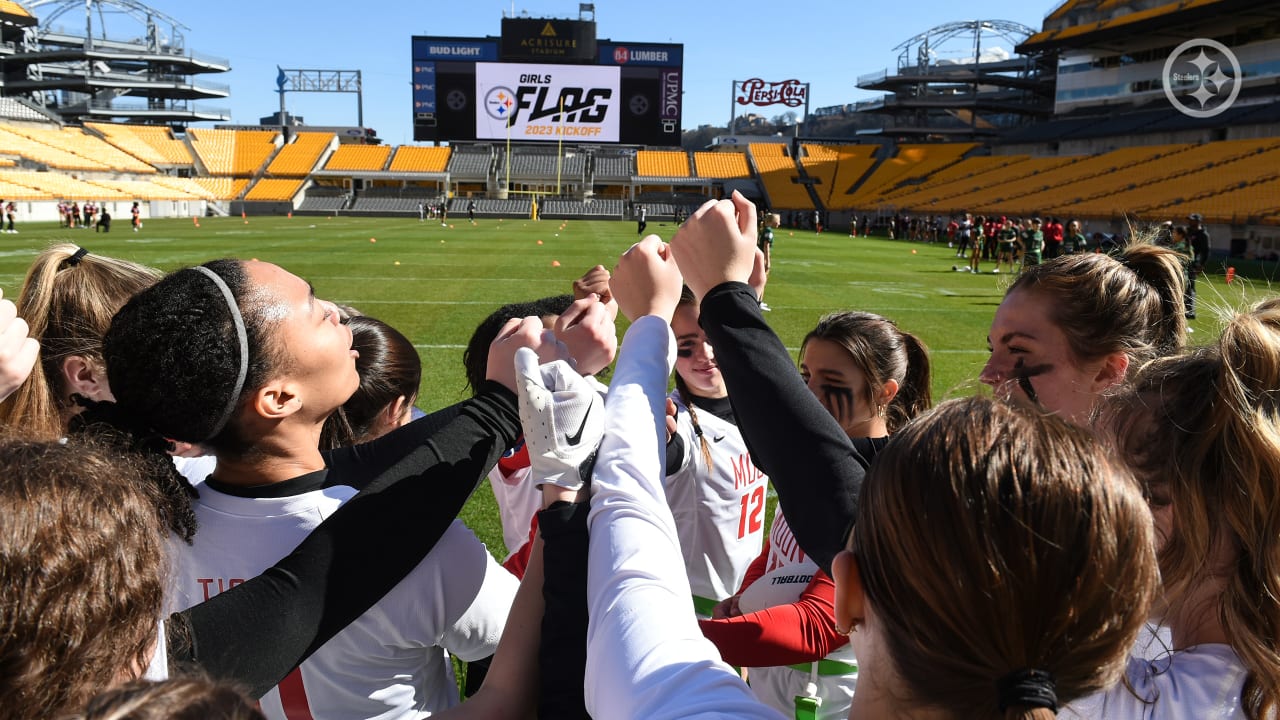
[[1226, 266, 1236, 285]]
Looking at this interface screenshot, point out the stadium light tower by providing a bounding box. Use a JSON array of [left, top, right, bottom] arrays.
[[275, 67, 365, 135]]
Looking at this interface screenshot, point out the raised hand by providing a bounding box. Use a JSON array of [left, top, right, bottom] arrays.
[[0, 295, 38, 405], [611, 235, 683, 323], [486, 316, 557, 393], [572, 264, 619, 321], [553, 296, 618, 376], [669, 190, 759, 302], [514, 348, 605, 491]]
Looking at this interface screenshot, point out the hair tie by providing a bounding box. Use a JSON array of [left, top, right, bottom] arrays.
[[192, 266, 249, 442], [63, 247, 89, 268], [996, 668, 1057, 713]]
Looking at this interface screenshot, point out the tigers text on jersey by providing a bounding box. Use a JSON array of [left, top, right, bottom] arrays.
[[170, 482, 516, 719], [665, 390, 769, 604]]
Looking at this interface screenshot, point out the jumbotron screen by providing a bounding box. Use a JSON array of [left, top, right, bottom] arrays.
[[412, 25, 682, 145]]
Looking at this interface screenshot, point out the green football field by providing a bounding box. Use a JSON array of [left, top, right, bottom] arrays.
[[1, 214, 1272, 556]]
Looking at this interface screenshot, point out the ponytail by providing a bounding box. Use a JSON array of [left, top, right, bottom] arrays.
[[1007, 242, 1188, 371], [0, 244, 159, 439], [805, 311, 934, 435], [1116, 242, 1187, 358], [68, 396, 199, 543], [886, 329, 933, 433], [1107, 297, 1280, 720]]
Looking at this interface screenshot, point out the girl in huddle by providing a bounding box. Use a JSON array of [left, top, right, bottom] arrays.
[[320, 314, 422, 449], [982, 242, 1186, 426], [563, 234, 1158, 720], [1065, 297, 1280, 719], [0, 244, 159, 441], [77, 258, 575, 710], [701, 311, 931, 719], [665, 287, 769, 615], [0, 244, 212, 549]]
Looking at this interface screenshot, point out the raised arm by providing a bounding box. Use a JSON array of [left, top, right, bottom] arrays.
[[670, 194, 867, 574], [169, 317, 561, 698], [583, 237, 784, 719]]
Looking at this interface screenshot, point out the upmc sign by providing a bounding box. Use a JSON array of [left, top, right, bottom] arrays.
[[475, 63, 620, 142], [735, 78, 808, 107]]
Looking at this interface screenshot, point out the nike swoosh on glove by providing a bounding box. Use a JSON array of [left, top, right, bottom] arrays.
[[514, 347, 604, 491]]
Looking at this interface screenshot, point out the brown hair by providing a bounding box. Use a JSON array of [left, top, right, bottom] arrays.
[[320, 315, 422, 449], [853, 397, 1158, 719], [73, 677, 265, 720], [1107, 297, 1280, 719], [0, 436, 165, 717], [801, 311, 932, 433], [1006, 242, 1187, 370], [0, 244, 160, 439]]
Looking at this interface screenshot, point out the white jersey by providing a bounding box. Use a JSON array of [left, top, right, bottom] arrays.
[[170, 482, 517, 719], [488, 447, 540, 557], [584, 316, 785, 720], [664, 390, 768, 608], [1062, 644, 1246, 719], [742, 512, 856, 720]]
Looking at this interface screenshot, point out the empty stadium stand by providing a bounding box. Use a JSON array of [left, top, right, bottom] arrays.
[[324, 144, 393, 172], [540, 198, 625, 218], [447, 196, 532, 217], [388, 146, 451, 173], [590, 154, 634, 182], [245, 178, 305, 202], [692, 152, 750, 179], [267, 132, 336, 177], [750, 143, 813, 210], [88, 123, 194, 168], [636, 150, 691, 178]]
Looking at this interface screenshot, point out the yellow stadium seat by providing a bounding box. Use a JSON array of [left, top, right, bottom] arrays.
[[325, 145, 392, 171]]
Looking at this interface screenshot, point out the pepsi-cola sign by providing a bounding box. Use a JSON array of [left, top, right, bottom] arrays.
[[735, 79, 807, 108]]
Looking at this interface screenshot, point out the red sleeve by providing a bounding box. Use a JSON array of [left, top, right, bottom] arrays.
[[698, 570, 848, 667], [735, 538, 770, 595], [500, 512, 539, 579]]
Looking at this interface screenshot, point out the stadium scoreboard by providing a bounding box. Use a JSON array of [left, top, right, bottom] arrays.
[[412, 18, 682, 145]]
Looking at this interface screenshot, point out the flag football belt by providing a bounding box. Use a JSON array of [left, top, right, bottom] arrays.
[[787, 659, 858, 676], [692, 594, 719, 617]]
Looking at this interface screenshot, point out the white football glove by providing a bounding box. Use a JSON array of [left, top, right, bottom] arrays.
[[514, 347, 604, 491]]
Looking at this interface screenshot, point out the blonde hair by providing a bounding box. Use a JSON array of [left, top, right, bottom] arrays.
[[1108, 297, 1280, 719], [1006, 242, 1187, 370], [0, 244, 159, 439], [854, 397, 1158, 719]]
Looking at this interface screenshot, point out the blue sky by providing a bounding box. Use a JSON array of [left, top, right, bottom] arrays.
[[47, 1, 1055, 144]]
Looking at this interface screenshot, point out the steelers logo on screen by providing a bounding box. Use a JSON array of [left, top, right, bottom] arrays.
[[484, 86, 518, 121]]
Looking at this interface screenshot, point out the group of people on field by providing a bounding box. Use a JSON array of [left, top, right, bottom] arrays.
[[0, 195, 1274, 720], [52, 199, 132, 232]]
